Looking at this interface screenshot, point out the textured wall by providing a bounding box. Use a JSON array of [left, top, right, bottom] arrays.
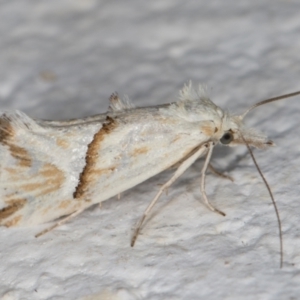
[[0, 1, 300, 299]]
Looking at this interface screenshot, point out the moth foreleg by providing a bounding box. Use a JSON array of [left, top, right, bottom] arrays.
[[131, 144, 208, 247], [35, 206, 88, 238], [201, 143, 226, 216]]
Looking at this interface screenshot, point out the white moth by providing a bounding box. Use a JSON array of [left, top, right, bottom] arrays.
[[0, 83, 299, 266]]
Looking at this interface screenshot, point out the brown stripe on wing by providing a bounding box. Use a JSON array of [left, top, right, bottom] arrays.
[[0, 199, 27, 224], [73, 116, 117, 199], [0, 116, 32, 167]]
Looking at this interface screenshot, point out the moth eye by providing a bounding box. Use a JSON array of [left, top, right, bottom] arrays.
[[220, 132, 234, 144]]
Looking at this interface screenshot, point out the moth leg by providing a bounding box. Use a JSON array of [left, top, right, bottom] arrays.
[[35, 206, 87, 238], [208, 164, 234, 182], [131, 144, 208, 247], [201, 145, 226, 216]]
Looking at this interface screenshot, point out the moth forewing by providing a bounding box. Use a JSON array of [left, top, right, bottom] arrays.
[[0, 90, 216, 228], [0, 111, 102, 226]]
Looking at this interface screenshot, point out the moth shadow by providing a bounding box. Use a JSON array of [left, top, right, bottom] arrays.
[[203, 145, 250, 174]]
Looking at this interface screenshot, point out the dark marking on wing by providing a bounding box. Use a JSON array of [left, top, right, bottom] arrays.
[[0, 116, 32, 167], [0, 116, 14, 141], [7, 144, 32, 167], [19, 163, 65, 196], [131, 146, 149, 156], [0, 199, 27, 222], [73, 116, 117, 199]]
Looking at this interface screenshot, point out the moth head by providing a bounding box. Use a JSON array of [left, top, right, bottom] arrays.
[[219, 115, 273, 149], [219, 90, 300, 149]]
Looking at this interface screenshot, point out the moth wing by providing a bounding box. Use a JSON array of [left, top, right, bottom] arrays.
[[0, 111, 100, 226], [73, 110, 214, 203]]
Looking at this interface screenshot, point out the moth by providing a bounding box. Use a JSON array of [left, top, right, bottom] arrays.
[[0, 83, 299, 267]]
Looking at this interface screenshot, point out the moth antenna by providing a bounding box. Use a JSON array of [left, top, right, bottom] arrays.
[[240, 133, 283, 268], [241, 90, 300, 119]]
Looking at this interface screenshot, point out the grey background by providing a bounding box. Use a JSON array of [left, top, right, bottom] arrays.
[[0, 1, 300, 299]]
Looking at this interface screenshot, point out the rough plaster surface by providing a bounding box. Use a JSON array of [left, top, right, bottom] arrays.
[[0, 1, 300, 299]]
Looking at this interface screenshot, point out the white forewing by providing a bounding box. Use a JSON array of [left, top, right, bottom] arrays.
[[72, 107, 216, 202], [0, 111, 101, 226], [0, 97, 217, 227]]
